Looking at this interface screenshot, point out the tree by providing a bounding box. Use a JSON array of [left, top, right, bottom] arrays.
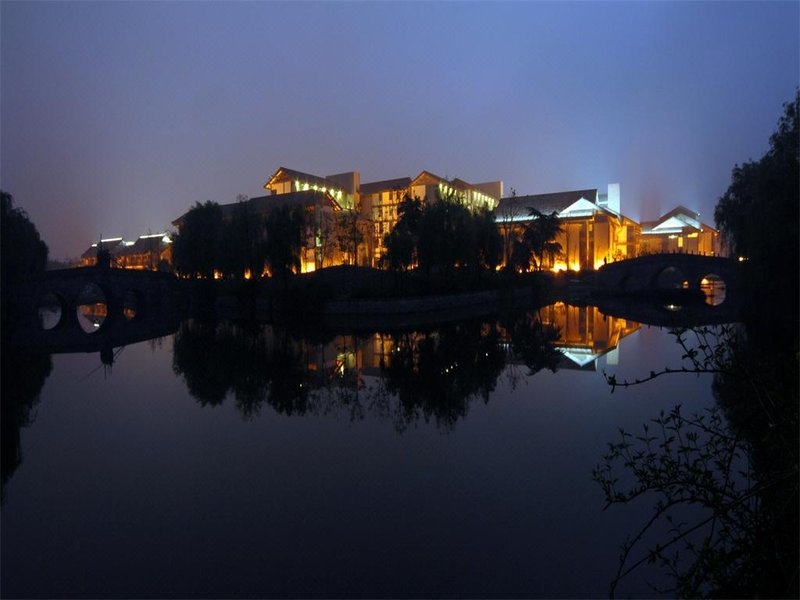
[[416, 191, 477, 280], [715, 91, 798, 264], [522, 209, 563, 271], [473, 207, 503, 271], [383, 195, 422, 272], [714, 91, 799, 339], [172, 200, 223, 278], [264, 204, 306, 286], [219, 198, 266, 279], [334, 209, 368, 266], [1, 191, 49, 287], [497, 187, 523, 267]]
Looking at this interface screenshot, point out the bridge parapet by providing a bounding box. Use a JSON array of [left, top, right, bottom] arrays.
[[5, 267, 182, 352], [595, 254, 742, 297]]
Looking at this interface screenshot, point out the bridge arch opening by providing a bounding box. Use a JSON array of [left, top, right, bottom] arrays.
[[123, 289, 144, 321], [76, 283, 108, 334], [37, 292, 64, 331], [700, 273, 726, 306], [653, 266, 689, 290]]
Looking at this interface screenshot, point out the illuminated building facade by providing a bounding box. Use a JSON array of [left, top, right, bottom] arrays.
[[262, 167, 503, 268], [359, 177, 413, 265], [639, 206, 720, 256], [359, 170, 502, 265], [495, 184, 641, 271], [163, 166, 718, 276]]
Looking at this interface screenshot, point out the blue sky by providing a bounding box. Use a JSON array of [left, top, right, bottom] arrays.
[[2, 1, 798, 259]]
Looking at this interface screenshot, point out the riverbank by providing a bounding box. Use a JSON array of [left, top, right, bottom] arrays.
[[189, 265, 561, 329]]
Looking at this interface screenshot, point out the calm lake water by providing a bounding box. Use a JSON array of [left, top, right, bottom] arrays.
[[1, 302, 724, 598]]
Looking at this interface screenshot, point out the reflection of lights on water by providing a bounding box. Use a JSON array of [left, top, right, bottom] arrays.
[[664, 304, 682, 312]]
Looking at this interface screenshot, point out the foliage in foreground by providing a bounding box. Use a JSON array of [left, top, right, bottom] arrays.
[[595, 324, 798, 598], [595, 93, 799, 598]]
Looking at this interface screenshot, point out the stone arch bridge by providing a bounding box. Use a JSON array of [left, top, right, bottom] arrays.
[[5, 267, 182, 355], [594, 254, 741, 296]]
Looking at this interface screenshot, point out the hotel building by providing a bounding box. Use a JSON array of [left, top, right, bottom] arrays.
[[495, 184, 641, 271], [126, 166, 721, 275]]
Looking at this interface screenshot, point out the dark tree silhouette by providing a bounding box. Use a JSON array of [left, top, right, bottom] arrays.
[[172, 201, 224, 278], [1, 191, 48, 288], [264, 204, 306, 287]]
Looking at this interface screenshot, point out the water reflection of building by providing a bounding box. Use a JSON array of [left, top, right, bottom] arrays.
[[539, 302, 640, 370], [295, 304, 640, 383]]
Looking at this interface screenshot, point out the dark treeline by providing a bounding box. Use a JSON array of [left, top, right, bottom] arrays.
[[1, 190, 52, 503], [172, 200, 307, 283], [172, 190, 563, 296]]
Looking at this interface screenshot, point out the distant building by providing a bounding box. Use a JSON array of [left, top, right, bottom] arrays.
[[495, 184, 640, 271], [80, 234, 173, 270], [639, 206, 720, 256], [80, 237, 126, 267]]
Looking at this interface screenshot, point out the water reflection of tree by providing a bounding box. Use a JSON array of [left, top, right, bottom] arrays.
[[172, 320, 314, 418], [499, 310, 563, 376], [172, 311, 564, 431], [1, 347, 52, 503], [379, 320, 507, 431]]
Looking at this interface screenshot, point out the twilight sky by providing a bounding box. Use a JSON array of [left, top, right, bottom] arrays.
[[2, 1, 798, 260]]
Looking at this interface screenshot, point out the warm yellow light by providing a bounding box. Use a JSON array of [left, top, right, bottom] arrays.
[[244, 268, 252, 280]]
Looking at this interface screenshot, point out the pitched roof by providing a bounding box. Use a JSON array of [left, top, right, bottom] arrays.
[[119, 234, 171, 256], [642, 205, 717, 234], [264, 166, 331, 191], [496, 189, 597, 219], [360, 177, 412, 195], [410, 170, 448, 187], [80, 238, 126, 260]]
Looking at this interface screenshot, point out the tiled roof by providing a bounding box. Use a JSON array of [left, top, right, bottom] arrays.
[[80, 238, 126, 259], [119, 234, 170, 256], [360, 177, 412, 195]]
